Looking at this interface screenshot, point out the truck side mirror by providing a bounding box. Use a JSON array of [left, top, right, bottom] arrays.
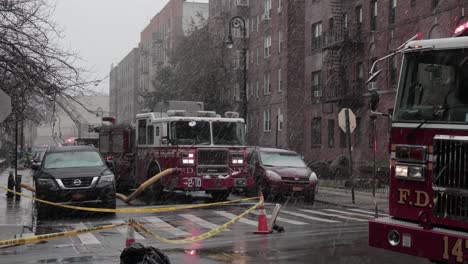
[[369, 90, 380, 112]]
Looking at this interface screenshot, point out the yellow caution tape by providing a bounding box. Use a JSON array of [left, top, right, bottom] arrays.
[[0, 185, 259, 213], [0, 223, 125, 247], [130, 197, 263, 244]]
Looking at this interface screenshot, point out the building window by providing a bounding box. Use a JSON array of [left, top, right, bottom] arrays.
[[277, 108, 283, 131], [410, 0, 416, 7], [256, 48, 259, 64], [278, 68, 283, 92], [264, 0, 272, 19], [343, 13, 348, 30], [389, 0, 396, 25], [264, 34, 272, 57], [264, 72, 271, 95], [278, 29, 283, 53], [356, 5, 363, 24], [311, 70, 322, 98], [327, 119, 335, 148], [390, 56, 397, 85], [312, 22, 322, 49], [431, 0, 439, 10], [251, 16, 255, 32], [278, 0, 282, 13], [246, 83, 250, 101], [370, 0, 378, 31], [311, 118, 322, 146], [264, 109, 271, 132], [256, 81, 259, 98], [354, 118, 362, 145], [257, 15, 260, 32]]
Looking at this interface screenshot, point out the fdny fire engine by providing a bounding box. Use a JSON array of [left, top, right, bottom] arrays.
[[99, 101, 253, 201], [368, 23, 468, 263]]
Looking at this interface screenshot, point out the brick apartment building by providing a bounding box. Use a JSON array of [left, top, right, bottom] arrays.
[[210, 0, 468, 164], [109, 48, 140, 124], [209, 0, 306, 151], [110, 0, 208, 123]]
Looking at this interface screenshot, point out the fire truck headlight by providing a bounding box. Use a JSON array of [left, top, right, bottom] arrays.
[[408, 166, 424, 180], [232, 159, 244, 164], [387, 230, 400, 246], [182, 159, 195, 165], [395, 165, 408, 177]]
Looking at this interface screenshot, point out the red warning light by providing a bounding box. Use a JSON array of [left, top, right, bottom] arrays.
[[106, 156, 112, 161], [454, 22, 468, 36], [66, 138, 74, 143]]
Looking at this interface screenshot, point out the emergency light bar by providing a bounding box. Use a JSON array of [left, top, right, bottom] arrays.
[[167, 110, 187, 117], [454, 21, 468, 37], [196, 111, 217, 117]]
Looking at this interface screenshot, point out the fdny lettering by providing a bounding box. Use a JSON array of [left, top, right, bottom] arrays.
[[397, 188, 431, 208]]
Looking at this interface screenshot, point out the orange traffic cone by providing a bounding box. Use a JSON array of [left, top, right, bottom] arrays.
[[253, 195, 272, 234], [125, 223, 136, 248]]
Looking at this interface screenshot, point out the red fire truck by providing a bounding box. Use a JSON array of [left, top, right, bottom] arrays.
[[99, 101, 253, 201], [368, 23, 468, 263]]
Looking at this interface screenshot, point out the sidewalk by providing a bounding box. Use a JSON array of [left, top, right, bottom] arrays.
[[315, 186, 389, 213], [0, 167, 34, 240]]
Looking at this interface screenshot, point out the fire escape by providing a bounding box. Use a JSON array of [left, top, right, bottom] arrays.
[[321, 0, 364, 109]]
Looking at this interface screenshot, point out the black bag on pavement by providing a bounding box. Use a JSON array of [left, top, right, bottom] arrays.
[[120, 243, 170, 264]]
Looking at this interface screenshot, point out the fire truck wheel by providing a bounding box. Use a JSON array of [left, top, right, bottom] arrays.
[[143, 166, 164, 204], [211, 190, 231, 201]]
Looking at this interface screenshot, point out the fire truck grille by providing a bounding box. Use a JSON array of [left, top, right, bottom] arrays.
[[433, 137, 468, 189], [433, 192, 468, 220], [197, 150, 229, 165], [433, 136, 468, 220]]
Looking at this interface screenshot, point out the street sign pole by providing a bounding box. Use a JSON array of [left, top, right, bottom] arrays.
[[345, 109, 355, 204]]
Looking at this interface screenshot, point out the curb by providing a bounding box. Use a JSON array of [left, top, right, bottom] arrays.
[[319, 186, 389, 200], [314, 198, 388, 214]]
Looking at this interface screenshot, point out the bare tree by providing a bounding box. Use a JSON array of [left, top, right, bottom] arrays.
[[0, 0, 93, 135]]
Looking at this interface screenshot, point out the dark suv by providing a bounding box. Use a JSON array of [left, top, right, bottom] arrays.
[[33, 146, 116, 217]]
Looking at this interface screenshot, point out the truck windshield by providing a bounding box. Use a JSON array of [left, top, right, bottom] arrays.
[[395, 49, 468, 123], [212, 122, 245, 145], [171, 121, 211, 145]]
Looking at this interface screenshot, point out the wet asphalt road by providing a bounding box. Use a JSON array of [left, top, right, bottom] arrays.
[[0, 192, 428, 264]]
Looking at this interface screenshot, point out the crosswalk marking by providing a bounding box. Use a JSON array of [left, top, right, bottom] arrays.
[[280, 210, 341, 223], [144, 216, 190, 237], [324, 209, 374, 218], [250, 210, 308, 225], [179, 214, 230, 231], [299, 209, 368, 222], [111, 220, 146, 240], [214, 211, 258, 226], [71, 223, 101, 245], [347, 208, 389, 216]]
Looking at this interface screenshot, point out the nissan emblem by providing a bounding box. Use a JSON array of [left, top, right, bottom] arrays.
[[73, 179, 82, 186]]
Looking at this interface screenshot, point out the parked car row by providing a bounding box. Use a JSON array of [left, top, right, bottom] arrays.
[[31, 145, 317, 219]]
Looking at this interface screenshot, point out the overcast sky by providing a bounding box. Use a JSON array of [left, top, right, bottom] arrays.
[[53, 0, 170, 94]]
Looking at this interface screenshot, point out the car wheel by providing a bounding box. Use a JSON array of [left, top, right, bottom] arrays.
[[35, 202, 49, 220], [304, 190, 315, 205], [211, 190, 231, 201]]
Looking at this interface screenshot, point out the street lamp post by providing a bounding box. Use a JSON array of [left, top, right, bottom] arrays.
[[225, 16, 248, 123]]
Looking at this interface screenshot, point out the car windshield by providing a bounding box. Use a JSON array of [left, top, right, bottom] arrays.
[[212, 122, 245, 145], [43, 151, 104, 169], [260, 152, 307, 168], [171, 121, 211, 145], [395, 49, 468, 123]]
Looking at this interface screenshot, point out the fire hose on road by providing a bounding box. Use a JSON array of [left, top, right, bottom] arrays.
[[18, 168, 178, 204], [115, 168, 177, 204]]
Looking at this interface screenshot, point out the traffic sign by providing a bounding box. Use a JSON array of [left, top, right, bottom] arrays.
[[0, 89, 11, 122], [338, 108, 356, 133]]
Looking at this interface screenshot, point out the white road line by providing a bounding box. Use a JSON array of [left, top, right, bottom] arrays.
[[347, 208, 390, 216], [144, 216, 190, 237], [179, 214, 230, 231], [299, 209, 367, 222], [71, 223, 101, 245], [324, 209, 374, 218], [214, 211, 258, 226], [280, 210, 341, 223], [250, 211, 308, 225], [111, 220, 145, 240]]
